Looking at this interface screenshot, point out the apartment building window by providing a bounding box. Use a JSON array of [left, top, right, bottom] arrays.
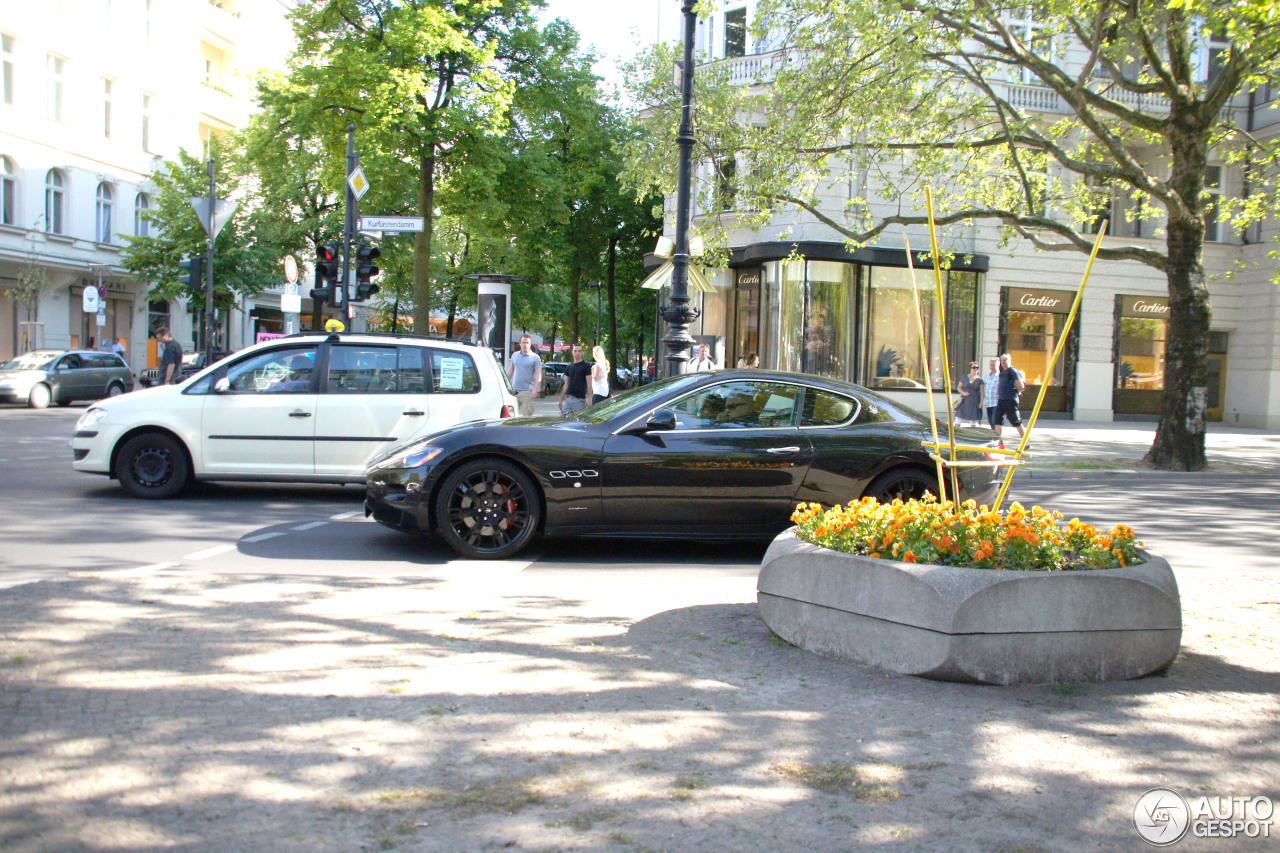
[[724, 8, 747, 58], [44, 169, 65, 233], [1007, 7, 1052, 84], [140, 93, 152, 151], [101, 77, 114, 138], [134, 192, 150, 236], [1204, 165, 1222, 242], [2, 33, 14, 105], [47, 54, 65, 121], [95, 182, 114, 243], [1195, 29, 1229, 85], [1, 156, 16, 226]]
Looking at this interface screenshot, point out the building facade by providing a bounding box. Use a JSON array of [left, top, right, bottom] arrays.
[[653, 1, 1280, 428], [0, 0, 294, 370]]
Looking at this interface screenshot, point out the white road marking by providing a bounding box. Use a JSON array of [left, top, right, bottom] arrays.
[[183, 544, 237, 561], [242, 532, 286, 543], [292, 521, 329, 532], [330, 511, 361, 520]]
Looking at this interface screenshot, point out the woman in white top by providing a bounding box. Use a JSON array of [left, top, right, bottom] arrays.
[[591, 345, 610, 404]]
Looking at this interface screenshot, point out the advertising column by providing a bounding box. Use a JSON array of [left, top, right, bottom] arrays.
[[474, 277, 513, 367]]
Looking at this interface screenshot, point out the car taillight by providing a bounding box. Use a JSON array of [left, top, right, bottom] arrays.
[[501, 405, 515, 418]]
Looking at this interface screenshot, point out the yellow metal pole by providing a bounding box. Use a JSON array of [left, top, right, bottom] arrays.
[[992, 223, 1109, 511], [904, 235, 948, 502], [924, 188, 961, 503]]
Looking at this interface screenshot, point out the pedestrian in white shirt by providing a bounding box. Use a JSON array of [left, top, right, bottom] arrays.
[[691, 344, 716, 372]]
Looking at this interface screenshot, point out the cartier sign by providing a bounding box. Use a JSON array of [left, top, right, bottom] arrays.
[[736, 268, 762, 287], [1120, 295, 1170, 318], [1006, 287, 1075, 313]]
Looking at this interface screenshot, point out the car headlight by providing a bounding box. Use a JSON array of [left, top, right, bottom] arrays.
[[76, 408, 109, 430], [372, 445, 444, 471]]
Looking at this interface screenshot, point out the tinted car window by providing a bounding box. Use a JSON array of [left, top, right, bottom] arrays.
[[669, 380, 801, 429], [327, 345, 400, 394], [801, 388, 859, 426], [57, 354, 83, 370], [223, 346, 317, 394], [429, 349, 479, 394], [397, 346, 426, 393], [854, 395, 899, 424], [84, 353, 125, 369]]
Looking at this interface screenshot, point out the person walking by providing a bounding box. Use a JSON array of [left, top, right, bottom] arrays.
[[506, 334, 543, 417], [157, 328, 183, 385], [955, 362, 984, 427], [994, 353, 1026, 438], [691, 343, 716, 372], [557, 344, 591, 417], [983, 357, 1001, 431], [590, 345, 610, 405]]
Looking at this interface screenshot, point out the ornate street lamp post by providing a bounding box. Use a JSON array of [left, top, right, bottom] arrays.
[[660, 0, 700, 377]]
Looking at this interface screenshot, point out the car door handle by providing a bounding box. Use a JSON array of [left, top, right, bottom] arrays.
[[289, 410, 312, 418], [767, 446, 801, 454], [403, 409, 425, 416]]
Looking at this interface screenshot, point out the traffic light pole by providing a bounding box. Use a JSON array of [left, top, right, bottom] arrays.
[[204, 155, 216, 363], [341, 125, 358, 328]]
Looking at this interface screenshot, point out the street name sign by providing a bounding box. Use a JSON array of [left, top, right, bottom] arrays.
[[359, 215, 424, 233]]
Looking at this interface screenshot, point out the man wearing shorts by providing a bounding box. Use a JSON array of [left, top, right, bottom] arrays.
[[983, 357, 1001, 430], [995, 353, 1025, 438]]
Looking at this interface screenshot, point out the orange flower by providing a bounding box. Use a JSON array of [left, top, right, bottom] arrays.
[[903, 551, 918, 563]]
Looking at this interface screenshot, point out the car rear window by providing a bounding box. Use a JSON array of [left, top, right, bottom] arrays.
[[801, 388, 859, 426], [428, 349, 480, 394]]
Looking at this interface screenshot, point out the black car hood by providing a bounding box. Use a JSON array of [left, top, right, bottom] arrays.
[[369, 414, 592, 467]]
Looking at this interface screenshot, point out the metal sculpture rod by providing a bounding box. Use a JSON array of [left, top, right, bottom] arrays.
[[925, 188, 961, 503], [903, 235, 949, 502]]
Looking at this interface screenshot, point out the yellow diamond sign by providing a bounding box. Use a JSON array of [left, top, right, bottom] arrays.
[[347, 166, 370, 201]]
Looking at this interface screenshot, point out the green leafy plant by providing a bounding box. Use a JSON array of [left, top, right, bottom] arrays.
[[791, 495, 1143, 572]]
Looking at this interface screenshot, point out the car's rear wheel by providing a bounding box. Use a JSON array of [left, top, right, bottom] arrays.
[[106, 382, 125, 397], [115, 432, 189, 499], [27, 384, 51, 409], [435, 458, 540, 559], [865, 467, 939, 503]]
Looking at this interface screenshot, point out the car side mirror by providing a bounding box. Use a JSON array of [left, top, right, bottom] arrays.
[[645, 409, 677, 431], [213, 377, 231, 394]]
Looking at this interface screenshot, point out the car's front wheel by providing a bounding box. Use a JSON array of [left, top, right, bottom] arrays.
[[435, 458, 540, 559], [115, 432, 190, 499], [864, 467, 939, 503], [27, 384, 51, 409]]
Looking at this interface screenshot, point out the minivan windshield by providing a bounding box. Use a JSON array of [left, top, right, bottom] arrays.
[[1, 352, 60, 370]]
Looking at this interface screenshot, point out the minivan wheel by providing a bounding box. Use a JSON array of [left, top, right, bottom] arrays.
[[435, 458, 540, 559], [115, 432, 190, 499], [27, 384, 51, 409]]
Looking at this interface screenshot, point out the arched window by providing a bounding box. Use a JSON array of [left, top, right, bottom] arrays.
[[0, 155, 15, 226], [134, 192, 150, 236], [44, 168, 64, 234], [95, 182, 114, 243]]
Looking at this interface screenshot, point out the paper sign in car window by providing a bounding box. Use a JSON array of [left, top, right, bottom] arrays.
[[439, 357, 465, 390]]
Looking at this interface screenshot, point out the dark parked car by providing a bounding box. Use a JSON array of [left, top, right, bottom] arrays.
[[138, 350, 231, 387], [539, 361, 569, 395], [0, 350, 133, 408], [366, 369, 1005, 560]]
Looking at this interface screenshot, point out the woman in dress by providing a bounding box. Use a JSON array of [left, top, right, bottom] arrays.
[[591, 345, 610, 405], [955, 362, 984, 426]]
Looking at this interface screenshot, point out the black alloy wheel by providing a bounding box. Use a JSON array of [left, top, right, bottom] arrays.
[[865, 467, 939, 504], [114, 432, 190, 499], [435, 459, 540, 559]]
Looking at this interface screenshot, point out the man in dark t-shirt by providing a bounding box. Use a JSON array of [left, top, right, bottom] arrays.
[[558, 343, 591, 416], [157, 328, 183, 385], [994, 353, 1026, 438]]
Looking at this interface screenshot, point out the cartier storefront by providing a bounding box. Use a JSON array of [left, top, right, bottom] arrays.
[[999, 287, 1079, 414]]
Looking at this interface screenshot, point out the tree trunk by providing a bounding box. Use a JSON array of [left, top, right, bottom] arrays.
[[570, 267, 582, 345], [413, 142, 436, 337], [1145, 123, 1211, 471], [607, 233, 619, 386]]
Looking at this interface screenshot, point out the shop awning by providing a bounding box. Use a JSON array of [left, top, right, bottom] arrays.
[[639, 260, 716, 293]]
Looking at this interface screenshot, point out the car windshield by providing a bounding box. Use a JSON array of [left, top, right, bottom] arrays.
[[575, 374, 689, 423], [2, 352, 59, 370]]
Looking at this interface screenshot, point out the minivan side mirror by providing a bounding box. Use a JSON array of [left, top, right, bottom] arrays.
[[213, 377, 231, 394], [645, 409, 677, 431]]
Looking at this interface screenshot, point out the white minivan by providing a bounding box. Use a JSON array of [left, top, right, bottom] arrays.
[[71, 332, 517, 498]]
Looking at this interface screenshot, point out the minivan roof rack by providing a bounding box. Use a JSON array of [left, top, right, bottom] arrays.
[[281, 330, 482, 347]]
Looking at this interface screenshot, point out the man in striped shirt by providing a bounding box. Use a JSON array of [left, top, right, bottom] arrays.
[[983, 357, 1001, 431]]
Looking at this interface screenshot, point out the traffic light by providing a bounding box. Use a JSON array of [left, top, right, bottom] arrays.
[[178, 255, 205, 296], [310, 242, 340, 304], [353, 243, 381, 302]]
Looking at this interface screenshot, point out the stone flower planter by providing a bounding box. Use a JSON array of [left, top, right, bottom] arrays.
[[757, 528, 1181, 685]]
